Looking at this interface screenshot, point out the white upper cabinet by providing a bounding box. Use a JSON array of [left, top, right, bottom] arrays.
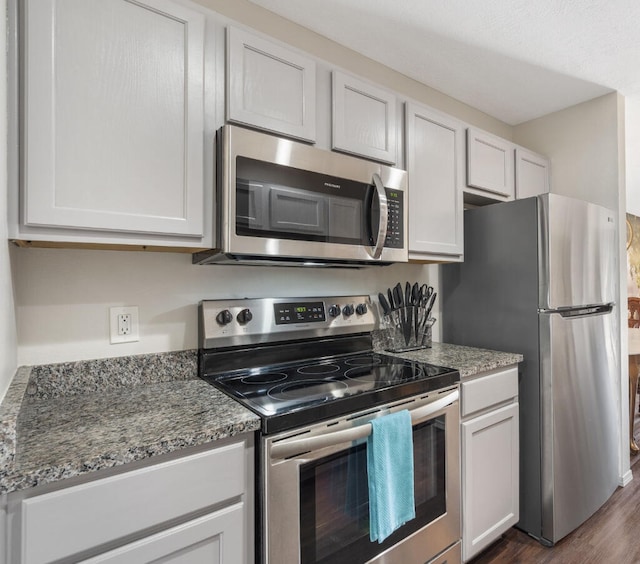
[[466, 127, 515, 200], [405, 102, 464, 261], [515, 147, 550, 199], [22, 0, 206, 240], [227, 26, 317, 142], [332, 71, 397, 164]]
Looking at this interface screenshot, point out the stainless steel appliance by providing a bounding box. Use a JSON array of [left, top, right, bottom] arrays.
[[442, 193, 619, 545], [199, 295, 461, 563], [193, 125, 408, 267]]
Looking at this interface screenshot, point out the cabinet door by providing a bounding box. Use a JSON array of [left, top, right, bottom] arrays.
[[332, 71, 397, 164], [24, 0, 205, 237], [461, 403, 519, 562], [81, 504, 245, 564], [466, 127, 515, 199], [405, 102, 463, 260], [227, 26, 316, 142], [515, 148, 550, 199], [19, 442, 246, 564]]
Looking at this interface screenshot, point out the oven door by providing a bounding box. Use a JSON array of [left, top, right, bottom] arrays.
[[219, 125, 408, 264], [261, 388, 460, 564]]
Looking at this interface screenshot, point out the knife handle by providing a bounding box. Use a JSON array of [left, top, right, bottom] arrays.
[[425, 292, 437, 319], [378, 293, 391, 315], [393, 283, 404, 308]]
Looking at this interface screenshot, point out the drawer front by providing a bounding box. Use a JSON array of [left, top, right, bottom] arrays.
[[21, 441, 246, 564], [461, 366, 518, 417], [81, 503, 245, 564]]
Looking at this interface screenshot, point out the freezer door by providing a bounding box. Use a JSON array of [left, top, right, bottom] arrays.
[[539, 308, 618, 543], [539, 194, 616, 309]]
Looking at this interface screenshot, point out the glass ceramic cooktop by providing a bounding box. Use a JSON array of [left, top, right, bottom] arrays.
[[204, 352, 459, 434]]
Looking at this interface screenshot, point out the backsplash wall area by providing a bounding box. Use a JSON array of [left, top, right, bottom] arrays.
[[12, 246, 438, 366]]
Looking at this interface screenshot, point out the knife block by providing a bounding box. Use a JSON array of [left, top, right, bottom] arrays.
[[380, 308, 435, 352]]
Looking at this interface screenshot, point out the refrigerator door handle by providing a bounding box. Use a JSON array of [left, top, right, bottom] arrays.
[[540, 303, 614, 318]]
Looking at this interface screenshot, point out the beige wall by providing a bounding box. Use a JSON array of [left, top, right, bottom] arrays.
[[513, 92, 621, 211], [14, 249, 438, 365]]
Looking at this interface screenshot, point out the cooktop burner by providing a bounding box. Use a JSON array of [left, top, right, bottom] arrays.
[[204, 352, 458, 434]]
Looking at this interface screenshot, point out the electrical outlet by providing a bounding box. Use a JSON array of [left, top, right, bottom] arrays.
[[117, 313, 132, 336], [110, 306, 139, 344]]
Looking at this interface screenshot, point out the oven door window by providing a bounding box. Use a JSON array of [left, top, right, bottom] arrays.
[[299, 417, 446, 564], [235, 156, 389, 246]]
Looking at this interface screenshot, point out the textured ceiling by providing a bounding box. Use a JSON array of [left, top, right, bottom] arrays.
[[246, 0, 639, 125]]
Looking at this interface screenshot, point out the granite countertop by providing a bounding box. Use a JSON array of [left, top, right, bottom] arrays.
[[0, 351, 260, 495], [383, 341, 523, 378], [0, 342, 521, 496]]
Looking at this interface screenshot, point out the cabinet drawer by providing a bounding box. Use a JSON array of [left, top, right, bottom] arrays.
[[81, 503, 245, 564], [461, 367, 518, 417], [21, 442, 246, 564]]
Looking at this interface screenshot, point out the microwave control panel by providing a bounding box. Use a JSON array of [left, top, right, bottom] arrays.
[[384, 189, 404, 249]]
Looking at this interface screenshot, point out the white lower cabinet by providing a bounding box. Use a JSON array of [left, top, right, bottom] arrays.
[[7, 435, 254, 564], [81, 503, 244, 564], [460, 367, 519, 562]]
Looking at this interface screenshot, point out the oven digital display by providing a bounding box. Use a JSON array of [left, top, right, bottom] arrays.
[[274, 302, 326, 324]]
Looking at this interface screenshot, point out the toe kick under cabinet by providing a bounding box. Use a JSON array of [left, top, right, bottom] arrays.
[[460, 366, 519, 562], [5, 435, 254, 564]]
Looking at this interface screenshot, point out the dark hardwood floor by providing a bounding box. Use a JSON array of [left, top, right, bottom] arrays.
[[470, 414, 640, 564]]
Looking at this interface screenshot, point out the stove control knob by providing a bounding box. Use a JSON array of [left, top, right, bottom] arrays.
[[237, 308, 253, 325], [216, 309, 233, 326], [356, 303, 368, 316], [342, 304, 355, 317], [328, 305, 341, 318]]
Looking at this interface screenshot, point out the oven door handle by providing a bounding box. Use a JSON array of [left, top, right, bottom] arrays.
[[270, 389, 459, 460]]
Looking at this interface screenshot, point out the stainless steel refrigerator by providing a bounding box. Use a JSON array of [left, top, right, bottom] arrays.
[[442, 193, 619, 545]]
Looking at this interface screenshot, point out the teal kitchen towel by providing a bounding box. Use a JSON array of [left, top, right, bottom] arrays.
[[367, 409, 415, 543]]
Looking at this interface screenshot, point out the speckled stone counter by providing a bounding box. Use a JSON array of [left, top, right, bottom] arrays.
[[0, 342, 520, 495], [376, 340, 523, 378], [0, 351, 260, 495]]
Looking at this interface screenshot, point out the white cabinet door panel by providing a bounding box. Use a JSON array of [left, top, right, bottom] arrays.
[[20, 443, 245, 564], [227, 26, 316, 142], [515, 148, 550, 198], [24, 0, 205, 236], [466, 127, 515, 199], [462, 403, 519, 562], [406, 102, 463, 260], [82, 504, 245, 564], [332, 71, 397, 164]]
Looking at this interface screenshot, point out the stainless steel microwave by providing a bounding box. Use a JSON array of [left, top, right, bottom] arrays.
[[193, 125, 408, 267]]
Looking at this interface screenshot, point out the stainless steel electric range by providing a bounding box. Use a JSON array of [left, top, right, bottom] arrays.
[[199, 295, 462, 564]]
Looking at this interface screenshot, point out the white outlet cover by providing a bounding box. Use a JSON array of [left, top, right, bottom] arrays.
[[110, 306, 139, 344]]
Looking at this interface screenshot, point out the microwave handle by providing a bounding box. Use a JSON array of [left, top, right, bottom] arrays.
[[270, 389, 459, 460], [369, 173, 388, 260]]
